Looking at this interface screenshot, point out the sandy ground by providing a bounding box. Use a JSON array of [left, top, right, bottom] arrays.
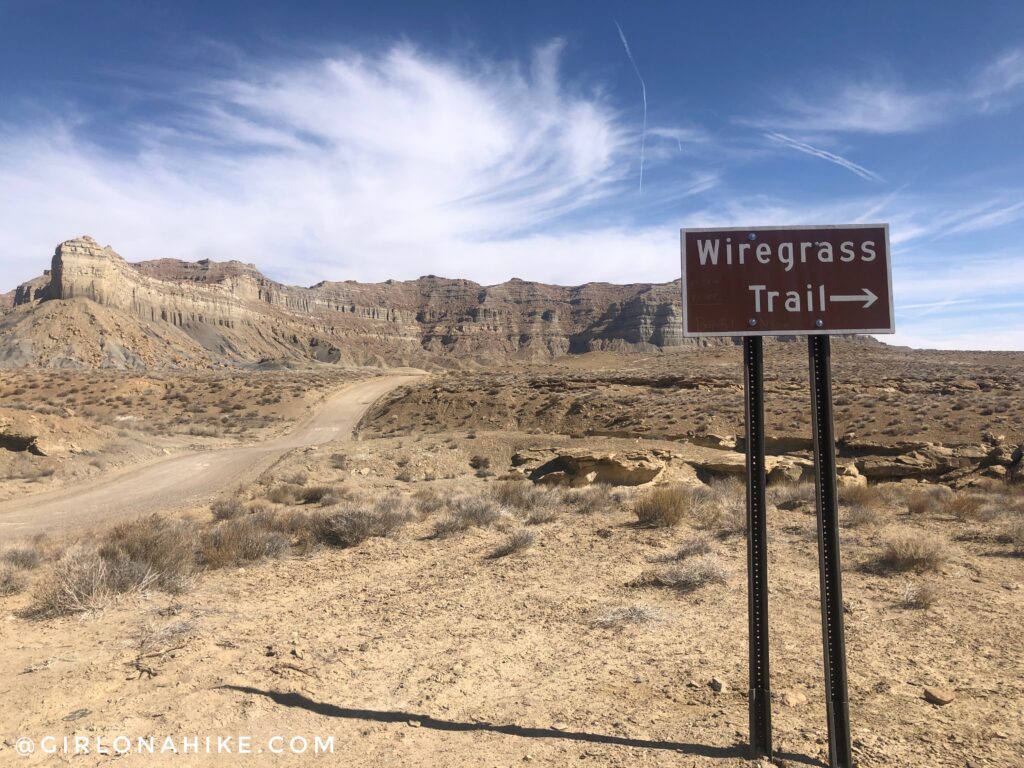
[[0, 375, 420, 536], [1, 471, 1022, 768]]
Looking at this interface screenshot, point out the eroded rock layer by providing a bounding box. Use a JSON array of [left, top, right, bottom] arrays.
[[4, 236, 706, 369]]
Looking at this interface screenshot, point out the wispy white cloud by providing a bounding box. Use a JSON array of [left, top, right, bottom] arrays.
[[759, 47, 1024, 136], [0, 43, 651, 288], [764, 131, 883, 182]]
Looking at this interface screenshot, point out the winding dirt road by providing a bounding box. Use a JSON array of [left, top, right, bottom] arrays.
[[0, 374, 417, 538]]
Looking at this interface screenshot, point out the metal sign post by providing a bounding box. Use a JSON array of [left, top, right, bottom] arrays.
[[681, 224, 894, 768], [808, 335, 853, 768], [743, 336, 772, 759]]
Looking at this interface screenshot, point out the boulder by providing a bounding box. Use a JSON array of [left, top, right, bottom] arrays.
[[519, 449, 665, 487]]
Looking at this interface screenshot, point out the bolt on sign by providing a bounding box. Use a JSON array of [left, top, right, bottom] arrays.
[[681, 224, 894, 336]]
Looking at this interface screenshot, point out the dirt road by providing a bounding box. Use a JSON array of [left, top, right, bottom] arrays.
[[0, 375, 418, 537]]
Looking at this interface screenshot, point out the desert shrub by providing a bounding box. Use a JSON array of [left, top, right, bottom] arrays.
[[768, 481, 816, 507], [843, 504, 882, 528], [525, 504, 557, 525], [469, 455, 491, 470], [299, 485, 340, 505], [0, 566, 28, 596], [690, 480, 746, 536], [200, 515, 289, 569], [631, 555, 728, 593], [488, 529, 535, 559], [211, 497, 247, 521], [839, 483, 884, 508], [943, 493, 985, 521], [285, 471, 309, 486], [2, 546, 41, 570], [634, 484, 702, 528], [905, 485, 953, 515], [591, 605, 660, 628], [330, 453, 349, 470], [317, 500, 411, 549], [25, 547, 113, 618], [98, 514, 198, 593], [900, 582, 940, 609], [875, 533, 949, 573], [490, 479, 551, 512], [564, 484, 617, 515], [651, 535, 712, 562], [412, 488, 446, 516], [1004, 518, 1024, 554], [432, 495, 505, 539], [267, 483, 304, 505]]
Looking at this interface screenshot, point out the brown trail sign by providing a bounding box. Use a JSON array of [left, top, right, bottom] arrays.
[[680, 224, 895, 768], [682, 224, 893, 336]]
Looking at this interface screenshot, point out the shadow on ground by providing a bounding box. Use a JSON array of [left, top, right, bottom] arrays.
[[221, 685, 825, 766]]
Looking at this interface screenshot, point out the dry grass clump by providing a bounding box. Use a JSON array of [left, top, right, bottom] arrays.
[[633, 484, 703, 528], [299, 485, 347, 505], [199, 515, 289, 569], [839, 483, 884, 508], [98, 515, 199, 593], [432, 496, 506, 539], [317, 498, 411, 548], [563, 484, 619, 515], [843, 504, 882, 528], [943, 493, 985, 521], [525, 505, 558, 525], [267, 483, 304, 505], [210, 497, 247, 521], [0, 566, 28, 596], [412, 488, 446, 517], [697, 479, 747, 537], [25, 547, 116, 618], [905, 485, 953, 515], [769, 481, 816, 507], [899, 581, 941, 609], [488, 529, 535, 559], [2, 546, 41, 570], [630, 555, 728, 593], [875, 533, 950, 573], [591, 604, 661, 628], [490, 479, 552, 512], [1003, 517, 1024, 554], [651, 535, 712, 562]]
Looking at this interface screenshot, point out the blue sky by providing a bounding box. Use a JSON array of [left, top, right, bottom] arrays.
[[1, 1, 1022, 349]]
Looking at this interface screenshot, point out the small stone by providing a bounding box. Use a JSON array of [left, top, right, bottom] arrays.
[[291, 647, 305, 660], [407, 720, 421, 727], [551, 722, 569, 731], [923, 687, 955, 705], [782, 690, 807, 708], [709, 677, 727, 693]]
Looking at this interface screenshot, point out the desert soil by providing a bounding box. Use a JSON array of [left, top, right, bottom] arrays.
[[1, 351, 1022, 768], [0, 375, 420, 536]]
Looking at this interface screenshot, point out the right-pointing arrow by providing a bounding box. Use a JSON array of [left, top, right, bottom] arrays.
[[830, 288, 878, 309]]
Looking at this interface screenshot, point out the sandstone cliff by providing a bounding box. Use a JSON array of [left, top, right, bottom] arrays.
[[3, 236, 710, 369]]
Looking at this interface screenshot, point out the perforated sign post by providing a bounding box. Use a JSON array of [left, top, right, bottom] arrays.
[[680, 224, 894, 768]]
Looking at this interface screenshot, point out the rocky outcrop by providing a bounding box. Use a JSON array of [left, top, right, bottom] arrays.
[[511, 448, 669, 486], [5, 236, 713, 369]]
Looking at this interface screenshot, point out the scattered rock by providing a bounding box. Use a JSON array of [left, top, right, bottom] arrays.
[[923, 687, 955, 706], [709, 677, 727, 693], [781, 689, 808, 708]]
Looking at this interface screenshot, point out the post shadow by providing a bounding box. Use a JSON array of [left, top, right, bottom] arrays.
[[219, 685, 826, 766]]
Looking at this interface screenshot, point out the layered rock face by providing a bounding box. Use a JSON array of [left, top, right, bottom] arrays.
[[5, 236, 705, 369]]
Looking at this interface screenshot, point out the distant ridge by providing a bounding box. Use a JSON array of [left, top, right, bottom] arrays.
[[1, 236, 716, 370]]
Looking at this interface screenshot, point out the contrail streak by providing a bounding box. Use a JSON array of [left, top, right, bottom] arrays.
[[764, 131, 884, 183], [615, 20, 646, 192]]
